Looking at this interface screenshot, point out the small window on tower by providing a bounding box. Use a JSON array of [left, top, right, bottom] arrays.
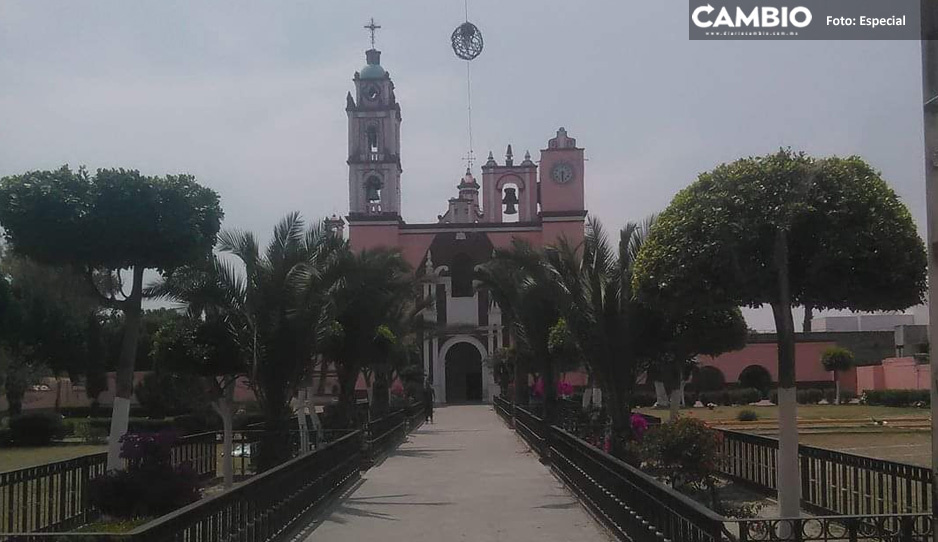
[[451, 253, 474, 298], [366, 126, 379, 154]]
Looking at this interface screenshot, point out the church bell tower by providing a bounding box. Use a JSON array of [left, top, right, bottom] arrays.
[[346, 25, 403, 220]]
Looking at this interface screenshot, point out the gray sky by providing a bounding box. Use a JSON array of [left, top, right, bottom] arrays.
[[0, 1, 927, 330]]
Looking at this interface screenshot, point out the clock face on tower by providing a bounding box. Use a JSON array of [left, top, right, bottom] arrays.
[[363, 84, 381, 101], [551, 162, 575, 184]]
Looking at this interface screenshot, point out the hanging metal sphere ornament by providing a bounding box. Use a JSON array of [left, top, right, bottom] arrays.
[[451, 22, 483, 61]]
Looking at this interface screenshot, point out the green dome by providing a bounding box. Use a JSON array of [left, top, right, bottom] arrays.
[[360, 63, 386, 79], [360, 49, 387, 80]]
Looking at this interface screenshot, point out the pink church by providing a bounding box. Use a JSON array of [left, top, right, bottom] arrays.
[[338, 46, 587, 404]]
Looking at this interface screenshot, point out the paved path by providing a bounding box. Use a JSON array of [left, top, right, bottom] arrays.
[[301, 404, 611, 542]]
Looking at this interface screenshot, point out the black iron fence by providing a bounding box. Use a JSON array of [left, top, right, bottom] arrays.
[[730, 514, 932, 542], [0, 426, 351, 534], [0, 403, 428, 542], [0, 431, 217, 534], [718, 429, 932, 517], [0, 430, 365, 542], [494, 397, 933, 542], [508, 402, 725, 542]]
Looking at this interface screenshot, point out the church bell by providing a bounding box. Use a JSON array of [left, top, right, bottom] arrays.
[[366, 183, 381, 202], [502, 187, 519, 215]]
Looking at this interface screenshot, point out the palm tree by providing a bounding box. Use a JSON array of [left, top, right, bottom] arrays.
[[544, 217, 657, 448], [368, 291, 432, 418], [321, 248, 415, 427], [156, 212, 344, 470], [476, 240, 564, 421]]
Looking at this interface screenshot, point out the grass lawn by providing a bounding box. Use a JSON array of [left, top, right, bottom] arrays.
[[78, 517, 152, 533], [638, 404, 928, 424], [638, 404, 933, 467], [800, 432, 931, 466], [0, 443, 106, 472]]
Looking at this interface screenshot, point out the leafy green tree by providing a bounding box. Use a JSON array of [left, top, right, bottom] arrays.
[[83, 313, 109, 412], [151, 316, 245, 487], [632, 150, 926, 519], [0, 166, 223, 469], [647, 307, 748, 421], [0, 252, 100, 415], [820, 346, 855, 405]]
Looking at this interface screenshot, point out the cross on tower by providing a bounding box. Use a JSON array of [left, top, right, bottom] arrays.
[[461, 150, 476, 171], [364, 18, 381, 48]]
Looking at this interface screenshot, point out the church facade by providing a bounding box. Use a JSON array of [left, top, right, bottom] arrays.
[[342, 46, 587, 404]]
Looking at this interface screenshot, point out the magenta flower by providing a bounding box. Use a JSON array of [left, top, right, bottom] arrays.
[[630, 413, 649, 440]]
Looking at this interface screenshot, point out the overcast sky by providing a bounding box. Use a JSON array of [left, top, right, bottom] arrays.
[[0, 1, 927, 330]]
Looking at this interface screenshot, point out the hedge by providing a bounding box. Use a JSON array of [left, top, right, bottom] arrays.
[[59, 406, 152, 418], [8, 412, 69, 446], [862, 389, 930, 407], [767, 388, 858, 404]]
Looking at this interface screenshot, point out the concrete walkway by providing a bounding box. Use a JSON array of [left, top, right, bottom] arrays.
[[300, 404, 611, 542]]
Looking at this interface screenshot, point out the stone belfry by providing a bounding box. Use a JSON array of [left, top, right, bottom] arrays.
[[347, 19, 402, 219]]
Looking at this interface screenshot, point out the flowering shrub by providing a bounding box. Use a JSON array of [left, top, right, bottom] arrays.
[[532, 378, 575, 398], [641, 417, 723, 490], [630, 413, 649, 440], [89, 431, 200, 518]]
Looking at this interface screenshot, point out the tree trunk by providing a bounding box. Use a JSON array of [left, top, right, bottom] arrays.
[[306, 386, 322, 448], [802, 304, 814, 333], [54, 375, 63, 412], [336, 365, 360, 428], [106, 265, 144, 471], [654, 381, 669, 408], [668, 388, 681, 422], [212, 383, 235, 489], [514, 356, 529, 406], [296, 388, 309, 453], [664, 365, 683, 422], [834, 376, 841, 405], [6, 386, 24, 416], [605, 382, 627, 454], [772, 229, 801, 530], [371, 366, 390, 419], [4, 362, 27, 416], [257, 398, 291, 472], [542, 355, 556, 424]]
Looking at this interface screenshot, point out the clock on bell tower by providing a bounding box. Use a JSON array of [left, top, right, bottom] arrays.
[[538, 127, 585, 216]]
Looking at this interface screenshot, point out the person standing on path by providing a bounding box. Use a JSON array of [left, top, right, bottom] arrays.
[[424, 380, 435, 423]]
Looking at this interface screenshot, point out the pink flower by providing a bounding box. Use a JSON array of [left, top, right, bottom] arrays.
[[630, 413, 649, 440], [532, 377, 575, 398], [557, 381, 574, 397]]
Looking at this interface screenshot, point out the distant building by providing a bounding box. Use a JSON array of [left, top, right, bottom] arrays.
[[813, 314, 915, 332], [697, 331, 896, 392]]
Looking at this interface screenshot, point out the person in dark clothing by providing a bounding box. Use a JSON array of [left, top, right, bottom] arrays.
[[424, 381, 436, 423]]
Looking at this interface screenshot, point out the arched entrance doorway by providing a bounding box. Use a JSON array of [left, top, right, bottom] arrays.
[[445, 342, 483, 402]]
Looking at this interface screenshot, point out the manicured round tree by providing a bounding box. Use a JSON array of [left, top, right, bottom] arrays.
[[821, 346, 855, 405], [632, 150, 926, 519], [0, 166, 222, 469]]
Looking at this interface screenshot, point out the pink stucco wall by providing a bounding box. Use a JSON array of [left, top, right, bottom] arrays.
[[699, 341, 842, 386], [349, 223, 400, 253], [486, 230, 544, 250], [856, 357, 930, 393], [542, 221, 585, 249]]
